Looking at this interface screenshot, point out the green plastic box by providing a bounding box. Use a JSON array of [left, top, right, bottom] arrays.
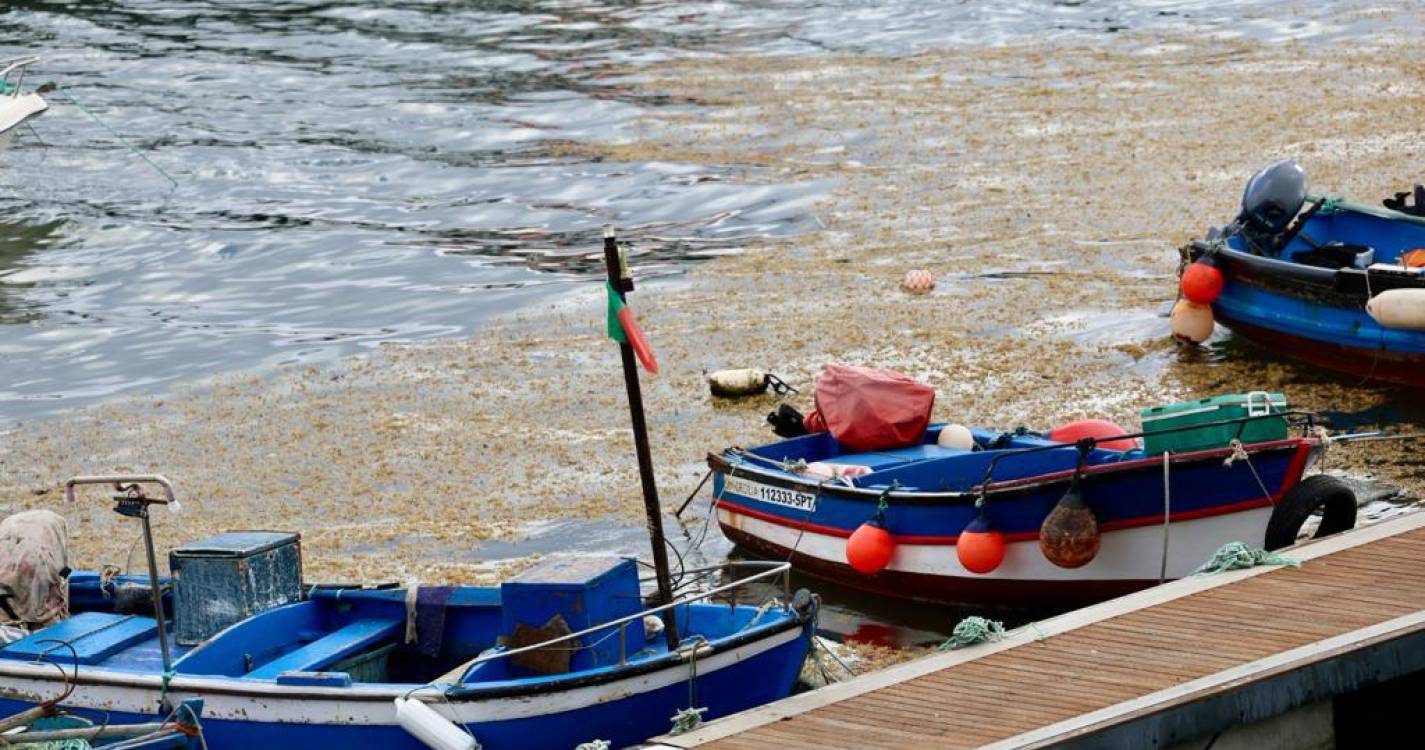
[[1141, 392, 1288, 456]]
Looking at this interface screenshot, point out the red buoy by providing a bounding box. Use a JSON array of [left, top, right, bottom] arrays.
[[846, 520, 894, 575], [1180, 261, 1225, 305], [956, 514, 1006, 574], [1048, 419, 1138, 451]]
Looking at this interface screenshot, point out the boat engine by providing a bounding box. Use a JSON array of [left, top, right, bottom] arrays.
[[1240, 159, 1308, 236]]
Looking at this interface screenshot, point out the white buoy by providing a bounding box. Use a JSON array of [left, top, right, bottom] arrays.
[[1367, 289, 1425, 331], [1170, 299, 1214, 343], [707, 368, 769, 398], [937, 423, 975, 450], [394, 697, 477, 750]]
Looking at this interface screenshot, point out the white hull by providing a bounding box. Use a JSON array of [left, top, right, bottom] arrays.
[[719, 504, 1272, 583]]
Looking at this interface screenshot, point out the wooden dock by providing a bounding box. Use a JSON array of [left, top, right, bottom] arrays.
[[651, 510, 1425, 749]]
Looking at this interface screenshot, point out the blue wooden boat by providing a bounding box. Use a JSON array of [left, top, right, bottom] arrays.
[[708, 418, 1355, 607], [1184, 161, 1425, 387], [0, 477, 815, 750]]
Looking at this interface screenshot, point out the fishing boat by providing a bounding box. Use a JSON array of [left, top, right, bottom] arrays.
[[0, 57, 47, 153], [0, 231, 817, 750], [0, 484, 813, 750], [1176, 160, 1425, 387], [709, 390, 1358, 607]]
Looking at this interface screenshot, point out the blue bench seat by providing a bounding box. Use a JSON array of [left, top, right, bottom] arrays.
[[245, 619, 401, 680]]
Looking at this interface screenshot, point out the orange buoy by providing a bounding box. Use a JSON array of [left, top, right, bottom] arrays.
[[901, 269, 935, 294], [1039, 481, 1101, 569], [1180, 261, 1224, 304], [1047, 419, 1138, 451], [956, 514, 1006, 574], [1402, 249, 1425, 268], [1170, 299, 1214, 343], [845, 519, 894, 574]]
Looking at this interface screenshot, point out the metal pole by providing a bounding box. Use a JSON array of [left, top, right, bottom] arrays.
[[139, 508, 173, 673], [602, 226, 679, 650]]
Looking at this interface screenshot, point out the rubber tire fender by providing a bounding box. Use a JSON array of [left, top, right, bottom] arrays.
[[1264, 475, 1357, 551]]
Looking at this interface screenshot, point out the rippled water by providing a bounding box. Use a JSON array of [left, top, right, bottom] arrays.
[[0, 0, 1406, 420]]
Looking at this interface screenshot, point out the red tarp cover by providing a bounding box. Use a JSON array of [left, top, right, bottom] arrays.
[[804, 365, 935, 452]]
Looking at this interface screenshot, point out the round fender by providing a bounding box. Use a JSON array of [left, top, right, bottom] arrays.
[[1264, 475, 1357, 551]]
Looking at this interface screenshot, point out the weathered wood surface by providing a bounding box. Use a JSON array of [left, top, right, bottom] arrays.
[[658, 512, 1425, 749]]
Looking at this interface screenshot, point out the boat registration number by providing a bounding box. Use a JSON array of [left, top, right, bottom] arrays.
[[724, 476, 818, 512]]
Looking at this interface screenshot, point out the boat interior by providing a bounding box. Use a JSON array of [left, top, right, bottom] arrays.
[[0, 558, 796, 690], [740, 425, 1141, 493], [1232, 199, 1425, 271]]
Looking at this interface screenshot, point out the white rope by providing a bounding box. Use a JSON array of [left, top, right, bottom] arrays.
[[1224, 439, 1274, 503], [1159, 451, 1171, 585]]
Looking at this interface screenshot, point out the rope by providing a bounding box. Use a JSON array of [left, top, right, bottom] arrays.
[[1159, 451, 1171, 585], [1357, 265, 1383, 386], [1223, 439, 1273, 503], [157, 669, 175, 709], [41, 85, 178, 189], [669, 638, 709, 735], [936, 616, 1005, 651], [1194, 542, 1300, 574]]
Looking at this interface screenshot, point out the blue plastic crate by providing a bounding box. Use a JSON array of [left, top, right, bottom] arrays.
[[500, 556, 645, 673]]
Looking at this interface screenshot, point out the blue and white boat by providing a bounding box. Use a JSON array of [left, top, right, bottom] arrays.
[[0, 476, 816, 750], [709, 415, 1355, 607], [1184, 160, 1425, 387]]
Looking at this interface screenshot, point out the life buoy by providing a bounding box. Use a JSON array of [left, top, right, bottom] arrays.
[[1264, 475, 1357, 550]]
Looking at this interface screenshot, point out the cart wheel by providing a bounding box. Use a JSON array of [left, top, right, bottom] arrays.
[[1265, 475, 1356, 550]]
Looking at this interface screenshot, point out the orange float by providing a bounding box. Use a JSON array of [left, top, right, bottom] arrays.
[[956, 514, 1006, 574], [1047, 419, 1138, 451], [845, 519, 894, 574], [1180, 261, 1225, 304]]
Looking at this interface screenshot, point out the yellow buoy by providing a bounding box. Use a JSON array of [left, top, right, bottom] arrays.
[[1170, 299, 1214, 343]]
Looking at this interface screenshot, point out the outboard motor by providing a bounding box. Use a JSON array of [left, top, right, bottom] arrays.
[[1240, 159, 1308, 234]]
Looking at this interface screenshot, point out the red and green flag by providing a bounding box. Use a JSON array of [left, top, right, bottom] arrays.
[[606, 282, 658, 374]]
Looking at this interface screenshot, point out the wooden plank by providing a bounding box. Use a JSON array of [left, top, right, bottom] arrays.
[[665, 513, 1425, 749]]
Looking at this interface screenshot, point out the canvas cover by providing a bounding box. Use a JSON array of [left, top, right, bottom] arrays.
[[0, 509, 69, 628], [804, 365, 935, 452]]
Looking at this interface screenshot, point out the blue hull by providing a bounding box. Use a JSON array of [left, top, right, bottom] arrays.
[[1197, 198, 1425, 387], [0, 617, 812, 750]]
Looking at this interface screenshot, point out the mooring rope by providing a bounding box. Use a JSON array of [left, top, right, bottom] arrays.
[[1159, 451, 1171, 585], [38, 84, 178, 189], [1194, 542, 1300, 574], [936, 616, 1006, 651], [669, 637, 709, 735], [1223, 439, 1274, 503]]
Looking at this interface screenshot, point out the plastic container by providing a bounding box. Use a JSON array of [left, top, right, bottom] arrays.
[[1140, 392, 1288, 456]]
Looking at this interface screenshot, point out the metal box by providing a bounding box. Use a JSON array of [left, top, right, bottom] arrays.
[[1141, 391, 1288, 456], [501, 556, 644, 673], [169, 531, 303, 646]]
